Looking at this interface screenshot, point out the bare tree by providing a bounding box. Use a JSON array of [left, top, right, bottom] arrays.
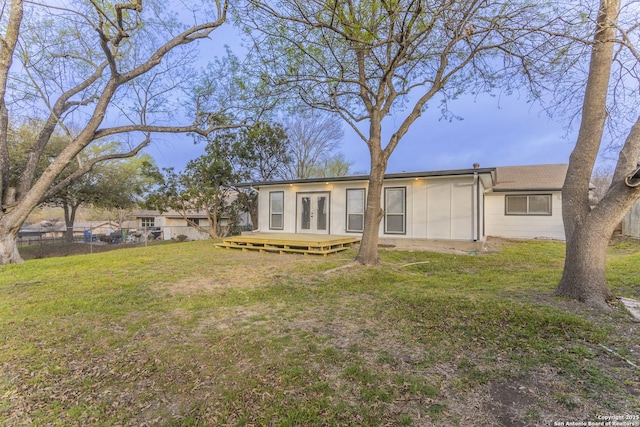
[[589, 164, 614, 206], [244, 0, 566, 264], [555, 0, 640, 308], [283, 112, 344, 179], [0, 0, 255, 263]]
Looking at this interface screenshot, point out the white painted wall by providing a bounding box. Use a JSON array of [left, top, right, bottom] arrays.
[[257, 175, 483, 241], [258, 181, 369, 234], [257, 179, 564, 241], [484, 192, 565, 240], [622, 200, 640, 238], [424, 178, 476, 240]]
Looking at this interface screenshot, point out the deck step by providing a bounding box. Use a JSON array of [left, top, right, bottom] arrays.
[[215, 234, 360, 256]]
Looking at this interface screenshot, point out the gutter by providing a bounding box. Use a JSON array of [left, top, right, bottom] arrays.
[[237, 167, 497, 188], [491, 187, 562, 193]]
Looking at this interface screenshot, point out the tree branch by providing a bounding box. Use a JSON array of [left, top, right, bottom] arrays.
[[41, 135, 151, 202], [16, 62, 108, 199]]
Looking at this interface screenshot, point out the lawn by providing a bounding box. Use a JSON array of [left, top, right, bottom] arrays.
[[1, 239, 639, 426]]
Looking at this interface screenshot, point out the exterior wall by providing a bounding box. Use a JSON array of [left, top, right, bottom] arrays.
[[164, 217, 189, 227], [135, 212, 252, 241], [622, 200, 640, 238], [484, 191, 565, 240], [257, 174, 485, 241], [424, 178, 476, 240], [478, 179, 486, 239], [258, 182, 356, 234], [137, 215, 166, 228], [162, 226, 210, 241]]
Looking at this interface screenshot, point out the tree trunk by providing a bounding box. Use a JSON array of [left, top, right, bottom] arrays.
[[63, 201, 80, 243], [355, 152, 386, 265], [0, 189, 41, 264], [210, 207, 220, 239], [0, 1, 23, 204], [555, 0, 622, 308], [556, 225, 613, 309], [0, 226, 22, 264], [250, 207, 258, 230]]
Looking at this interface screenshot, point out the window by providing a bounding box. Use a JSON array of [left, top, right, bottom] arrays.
[[505, 194, 552, 215], [384, 187, 406, 234], [269, 191, 284, 229], [346, 188, 365, 232], [187, 218, 200, 227], [140, 217, 155, 228]]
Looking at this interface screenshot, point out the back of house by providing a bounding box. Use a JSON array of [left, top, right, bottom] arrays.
[[245, 163, 568, 247]]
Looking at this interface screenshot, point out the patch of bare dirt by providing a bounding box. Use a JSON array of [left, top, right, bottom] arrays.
[[487, 383, 537, 427], [155, 251, 324, 295]]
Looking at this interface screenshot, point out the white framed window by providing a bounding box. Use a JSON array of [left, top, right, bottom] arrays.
[[505, 194, 552, 215], [346, 188, 365, 232], [140, 217, 155, 228], [384, 187, 406, 234], [269, 191, 284, 229]]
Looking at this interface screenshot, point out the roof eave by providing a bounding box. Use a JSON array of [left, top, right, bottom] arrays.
[[239, 167, 496, 188], [491, 188, 562, 192]]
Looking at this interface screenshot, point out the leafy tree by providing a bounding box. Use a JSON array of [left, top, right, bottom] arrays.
[[232, 122, 291, 228], [234, 122, 291, 181], [145, 132, 245, 238], [9, 120, 157, 241], [147, 122, 292, 234], [243, 0, 564, 264], [46, 147, 157, 242], [555, 0, 640, 308], [0, 0, 260, 264], [6, 119, 68, 191]]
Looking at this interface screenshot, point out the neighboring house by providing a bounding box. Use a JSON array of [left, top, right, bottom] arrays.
[[132, 210, 211, 241], [19, 221, 65, 238], [76, 221, 120, 236], [132, 209, 253, 241], [243, 163, 568, 245], [18, 220, 121, 243]]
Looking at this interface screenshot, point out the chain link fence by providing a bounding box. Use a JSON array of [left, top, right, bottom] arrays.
[[17, 224, 252, 260], [17, 227, 167, 259]]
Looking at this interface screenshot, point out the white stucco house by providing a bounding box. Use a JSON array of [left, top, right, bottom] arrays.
[[242, 164, 568, 246]]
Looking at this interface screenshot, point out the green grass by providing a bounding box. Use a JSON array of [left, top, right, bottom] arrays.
[[1, 239, 639, 425]]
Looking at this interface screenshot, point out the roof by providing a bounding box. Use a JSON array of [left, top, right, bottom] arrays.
[[19, 220, 120, 235], [241, 166, 496, 187], [133, 209, 210, 219], [491, 164, 567, 192]]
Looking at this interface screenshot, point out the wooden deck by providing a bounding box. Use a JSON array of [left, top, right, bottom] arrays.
[[216, 233, 361, 256]]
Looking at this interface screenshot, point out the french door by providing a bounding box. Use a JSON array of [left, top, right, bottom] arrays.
[[297, 192, 330, 234]]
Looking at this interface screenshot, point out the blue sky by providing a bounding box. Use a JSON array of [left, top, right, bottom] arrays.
[[147, 91, 578, 175], [342, 93, 577, 174], [144, 23, 579, 175]]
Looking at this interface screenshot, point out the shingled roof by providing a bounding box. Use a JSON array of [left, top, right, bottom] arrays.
[[491, 164, 568, 192]]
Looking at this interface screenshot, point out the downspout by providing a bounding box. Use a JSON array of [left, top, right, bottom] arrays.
[[475, 172, 480, 241], [472, 163, 480, 242], [471, 172, 480, 242]]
